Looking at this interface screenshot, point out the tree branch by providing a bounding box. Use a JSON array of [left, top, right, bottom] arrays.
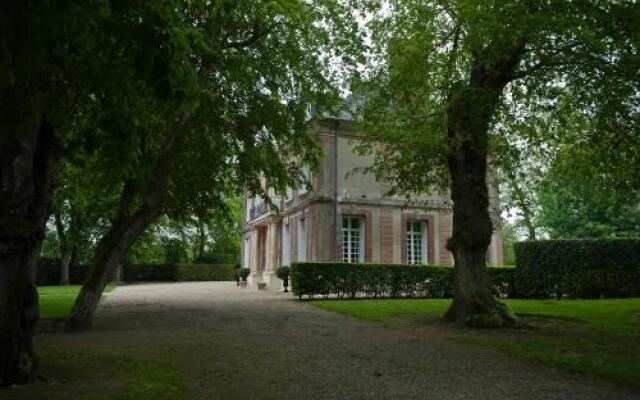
[[221, 21, 268, 49]]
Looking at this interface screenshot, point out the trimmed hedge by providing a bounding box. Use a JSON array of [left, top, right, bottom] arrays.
[[290, 262, 515, 299], [514, 239, 640, 299], [36, 258, 89, 285], [37, 259, 235, 284], [175, 263, 235, 281], [123, 263, 236, 282]]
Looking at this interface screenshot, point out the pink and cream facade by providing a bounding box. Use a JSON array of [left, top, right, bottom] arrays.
[[242, 117, 503, 290]]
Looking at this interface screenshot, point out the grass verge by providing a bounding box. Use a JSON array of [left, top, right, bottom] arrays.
[[312, 298, 640, 388], [38, 285, 115, 319]]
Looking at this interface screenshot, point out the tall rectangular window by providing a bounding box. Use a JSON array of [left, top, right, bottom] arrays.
[[282, 223, 291, 266], [297, 219, 307, 262], [342, 217, 364, 263], [406, 221, 427, 264]]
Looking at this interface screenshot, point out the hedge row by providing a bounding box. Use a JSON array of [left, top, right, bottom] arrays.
[[290, 262, 515, 299], [37, 260, 236, 285], [36, 258, 89, 285], [291, 238, 640, 300], [514, 239, 640, 299], [123, 263, 236, 282]]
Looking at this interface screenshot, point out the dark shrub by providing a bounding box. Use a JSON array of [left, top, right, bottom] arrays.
[[174, 263, 235, 281], [238, 268, 251, 281], [36, 258, 88, 285], [123, 263, 177, 282], [514, 239, 640, 299], [277, 266, 291, 292], [276, 266, 290, 280]]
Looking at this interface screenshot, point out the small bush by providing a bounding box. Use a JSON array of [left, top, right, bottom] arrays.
[[514, 239, 640, 299], [290, 262, 515, 299], [238, 268, 251, 280], [276, 266, 290, 280]]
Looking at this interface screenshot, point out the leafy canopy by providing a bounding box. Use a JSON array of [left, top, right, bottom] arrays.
[[355, 0, 639, 202]]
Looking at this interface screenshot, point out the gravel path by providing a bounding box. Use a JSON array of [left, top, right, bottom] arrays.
[[40, 282, 640, 399]]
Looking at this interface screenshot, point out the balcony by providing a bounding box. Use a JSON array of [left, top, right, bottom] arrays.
[[249, 202, 271, 221]]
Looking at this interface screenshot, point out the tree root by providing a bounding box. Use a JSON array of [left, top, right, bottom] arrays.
[[445, 298, 517, 328]]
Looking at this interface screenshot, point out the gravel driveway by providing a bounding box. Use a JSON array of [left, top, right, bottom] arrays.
[[38, 282, 640, 399]]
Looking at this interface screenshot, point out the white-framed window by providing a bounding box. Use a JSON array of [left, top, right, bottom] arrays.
[[297, 218, 307, 262], [342, 217, 364, 263], [406, 220, 427, 264], [282, 223, 291, 266]]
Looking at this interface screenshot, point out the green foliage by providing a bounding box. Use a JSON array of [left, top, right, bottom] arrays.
[[37, 259, 238, 284], [356, 0, 640, 240], [500, 222, 518, 266], [514, 239, 640, 299], [538, 145, 640, 239], [276, 266, 290, 280], [122, 263, 235, 282], [174, 264, 235, 282], [238, 268, 251, 280], [290, 262, 514, 299], [36, 258, 89, 286]]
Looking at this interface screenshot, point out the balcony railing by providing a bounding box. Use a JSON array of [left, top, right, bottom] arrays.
[[249, 202, 271, 220]]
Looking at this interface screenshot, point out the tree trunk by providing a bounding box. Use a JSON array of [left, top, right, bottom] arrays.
[[197, 221, 206, 262], [54, 211, 72, 285], [0, 118, 57, 385], [59, 248, 72, 286], [444, 47, 524, 327], [66, 112, 192, 331], [65, 207, 161, 331]]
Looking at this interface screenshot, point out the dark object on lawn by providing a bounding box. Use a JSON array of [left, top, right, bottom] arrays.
[[276, 266, 291, 293], [238, 268, 250, 287]]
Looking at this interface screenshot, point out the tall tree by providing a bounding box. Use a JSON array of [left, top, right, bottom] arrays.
[[358, 0, 639, 326], [0, 1, 104, 384], [50, 161, 115, 284], [538, 145, 640, 238], [67, 0, 361, 330]]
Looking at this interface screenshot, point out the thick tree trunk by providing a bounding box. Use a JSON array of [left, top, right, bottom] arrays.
[[0, 118, 57, 385], [196, 222, 206, 262], [444, 47, 524, 327], [59, 248, 72, 286], [53, 211, 72, 285], [66, 207, 161, 331], [66, 112, 192, 331]]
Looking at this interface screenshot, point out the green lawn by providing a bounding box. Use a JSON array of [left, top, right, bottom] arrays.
[[312, 298, 640, 388], [5, 348, 190, 400], [38, 285, 115, 319]]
